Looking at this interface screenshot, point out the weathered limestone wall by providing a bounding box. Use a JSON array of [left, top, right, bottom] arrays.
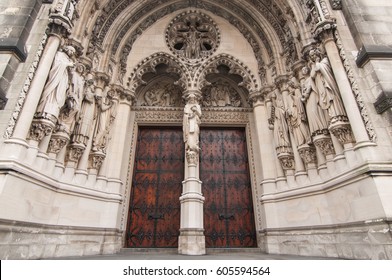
[[343, 1, 392, 119], [0, 0, 44, 109]]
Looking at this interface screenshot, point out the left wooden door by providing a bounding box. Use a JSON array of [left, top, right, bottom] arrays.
[[126, 127, 184, 248]]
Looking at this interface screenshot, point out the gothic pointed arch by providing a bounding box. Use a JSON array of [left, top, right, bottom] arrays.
[[73, 0, 309, 85], [127, 52, 189, 103], [196, 54, 260, 99]]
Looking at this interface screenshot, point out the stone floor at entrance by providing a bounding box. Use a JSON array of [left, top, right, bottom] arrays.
[[47, 248, 341, 260]]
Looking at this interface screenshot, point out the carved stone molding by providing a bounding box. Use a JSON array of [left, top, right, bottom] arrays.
[[334, 30, 376, 142], [134, 107, 184, 123], [201, 108, 250, 124], [4, 32, 48, 139]]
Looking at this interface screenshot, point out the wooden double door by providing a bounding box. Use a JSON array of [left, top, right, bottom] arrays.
[[126, 127, 256, 248]]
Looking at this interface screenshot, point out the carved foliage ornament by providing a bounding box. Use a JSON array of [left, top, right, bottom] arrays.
[[166, 11, 220, 61]]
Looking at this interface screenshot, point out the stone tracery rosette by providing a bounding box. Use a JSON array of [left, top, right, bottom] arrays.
[[166, 10, 220, 62]]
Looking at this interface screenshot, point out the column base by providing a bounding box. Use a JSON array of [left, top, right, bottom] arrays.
[[178, 228, 206, 255]]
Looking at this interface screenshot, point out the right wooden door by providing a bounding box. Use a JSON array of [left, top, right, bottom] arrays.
[[200, 128, 257, 247]]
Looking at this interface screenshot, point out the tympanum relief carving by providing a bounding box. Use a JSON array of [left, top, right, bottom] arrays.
[[137, 81, 183, 107]]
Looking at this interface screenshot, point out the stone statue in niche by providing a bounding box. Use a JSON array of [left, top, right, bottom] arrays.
[[286, 78, 311, 146], [92, 86, 116, 153], [57, 63, 86, 134], [268, 89, 291, 149], [301, 65, 330, 136], [141, 83, 182, 107], [203, 82, 242, 107], [308, 48, 347, 123], [72, 73, 96, 145], [183, 94, 202, 153], [36, 45, 75, 121]]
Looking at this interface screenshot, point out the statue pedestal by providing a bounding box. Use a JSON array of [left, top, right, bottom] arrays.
[[178, 164, 206, 255]]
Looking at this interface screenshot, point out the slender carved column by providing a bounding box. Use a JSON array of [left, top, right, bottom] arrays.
[[272, 77, 296, 185], [6, 1, 77, 161], [98, 85, 132, 194], [250, 87, 281, 193], [178, 90, 205, 256]]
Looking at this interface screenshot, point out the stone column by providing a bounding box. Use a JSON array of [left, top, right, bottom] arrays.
[[178, 90, 205, 255], [315, 22, 369, 163], [250, 88, 279, 193], [103, 87, 134, 194], [4, 0, 77, 160]]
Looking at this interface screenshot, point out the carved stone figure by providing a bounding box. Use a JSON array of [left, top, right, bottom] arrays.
[[286, 79, 311, 146], [268, 90, 291, 149], [301, 66, 329, 135], [141, 83, 182, 107], [203, 82, 242, 107], [183, 94, 202, 153], [36, 45, 75, 121], [57, 63, 85, 134], [72, 74, 96, 145], [92, 86, 116, 152], [308, 49, 347, 123]]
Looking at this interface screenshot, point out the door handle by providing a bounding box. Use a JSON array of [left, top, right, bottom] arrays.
[[219, 214, 234, 220]]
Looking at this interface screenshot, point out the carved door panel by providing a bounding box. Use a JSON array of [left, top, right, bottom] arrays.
[[126, 127, 184, 248], [200, 128, 257, 247]]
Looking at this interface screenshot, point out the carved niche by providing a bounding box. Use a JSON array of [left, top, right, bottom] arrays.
[[166, 10, 220, 61]]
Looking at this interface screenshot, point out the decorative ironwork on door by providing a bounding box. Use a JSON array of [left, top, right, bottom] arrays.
[[126, 127, 184, 248], [200, 128, 257, 247]]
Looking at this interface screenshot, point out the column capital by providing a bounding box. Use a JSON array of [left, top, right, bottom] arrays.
[[249, 86, 274, 106], [119, 89, 135, 106]]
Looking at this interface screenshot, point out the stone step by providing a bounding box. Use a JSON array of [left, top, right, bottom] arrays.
[[119, 247, 262, 255]]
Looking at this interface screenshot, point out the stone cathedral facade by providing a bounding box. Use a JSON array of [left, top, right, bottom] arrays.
[[0, 0, 391, 259]]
